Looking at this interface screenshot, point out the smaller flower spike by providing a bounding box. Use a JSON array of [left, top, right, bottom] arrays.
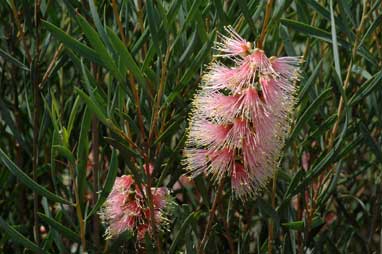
[[100, 175, 171, 240], [184, 27, 301, 199]]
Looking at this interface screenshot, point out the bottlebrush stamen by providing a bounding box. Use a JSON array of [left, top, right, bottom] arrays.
[[184, 26, 301, 199], [100, 175, 171, 240]]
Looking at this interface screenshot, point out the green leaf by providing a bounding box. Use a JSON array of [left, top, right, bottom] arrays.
[[349, 70, 382, 106], [154, 116, 184, 145], [255, 198, 280, 232], [173, 0, 204, 46], [67, 95, 82, 137], [289, 88, 332, 142], [0, 48, 29, 71], [76, 107, 93, 204], [281, 19, 335, 44], [283, 170, 305, 202], [106, 27, 146, 86], [74, 87, 108, 126], [330, 0, 343, 84], [87, 0, 115, 54], [279, 25, 297, 56], [282, 216, 324, 230], [179, 30, 215, 86], [236, 0, 257, 35], [52, 145, 75, 164], [298, 60, 322, 101], [169, 212, 199, 254], [0, 98, 31, 156], [0, 147, 72, 205], [280, 18, 376, 65], [360, 122, 382, 164], [40, 198, 67, 253], [42, 20, 102, 65], [306, 0, 352, 38], [0, 216, 49, 254], [38, 213, 81, 243], [147, 0, 161, 52], [86, 149, 118, 220], [76, 14, 123, 81]]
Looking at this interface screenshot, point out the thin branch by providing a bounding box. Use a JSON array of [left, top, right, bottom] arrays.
[[111, 0, 127, 44], [9, 0, 32, 64], [69, 163, 87, 252], [197, 178, 225, 254], [32, 0, 41, 244], [328, 2, 369, 149], [257, 0, 274, 49], [91, 117, 100, 248], [148, 46, 171, 144], [219, 203, 235, 254], [268, 171, 277, 254], [39, 43, 63, 89]]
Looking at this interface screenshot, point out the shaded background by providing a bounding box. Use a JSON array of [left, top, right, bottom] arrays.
[[0, 0, 381, 253]]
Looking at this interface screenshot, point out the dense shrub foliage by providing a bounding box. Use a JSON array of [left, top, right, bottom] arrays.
[[0, 0, 381, 253]]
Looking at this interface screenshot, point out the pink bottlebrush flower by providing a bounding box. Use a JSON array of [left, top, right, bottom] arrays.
[[184, 27, 301, 198], [100, 175, 171, 240], [188, 120, 231, 149], [231, 163, 253, 197], [214, 26, 252, 57], [137, 224, 150, 241]]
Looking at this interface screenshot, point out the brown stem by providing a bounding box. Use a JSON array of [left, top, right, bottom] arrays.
[[111, 0, 127, 44], [128, 73, 146, 143], [268, 171, 277, 254], [145, 169, 162, 253], [328, 2, 369, 149], [91, 117, 100, 249], [69, 163, 86, 252], [137, 0, 147, 59], [39, 43, 63, 89], [9, 0, 32, 64], [197, 178, 225, 254], [32, 0, 41, 244], [257, 0, 274, 49], [219, 204, 235, 254], [148, 47, 171, 144]]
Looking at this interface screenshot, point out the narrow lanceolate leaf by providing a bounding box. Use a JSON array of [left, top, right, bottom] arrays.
[[0, 98, 31, 155], [236, 0, 257, 35], [169, 212, 200, 254], [0, 48, 29, 71], [289, 88, 332, 142], [76, 14, 123, 81], [0, 147, 72, 205], [349, 70, 382, 106], [106, 27, 146, 85], [282, 216, 324, 230], [38, 213, 81, 243], [359, 14, 382, 48], [280, 18, 376, 65], [76, 106, 92, 203], [147, 0, 160, 51], [86, 149, 118, 220], [298, 60, 323, 101], [42, 20, 102, 65], [0, 216, 50, 254], [74, 87, 108, 125], [330, 0, 342, 84], [360, 122, 382, 164], [87, 0, 115, 54], [52, 145, 75, 164]]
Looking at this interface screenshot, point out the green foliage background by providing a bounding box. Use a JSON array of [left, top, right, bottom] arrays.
[[0, 0, 381, 253]]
